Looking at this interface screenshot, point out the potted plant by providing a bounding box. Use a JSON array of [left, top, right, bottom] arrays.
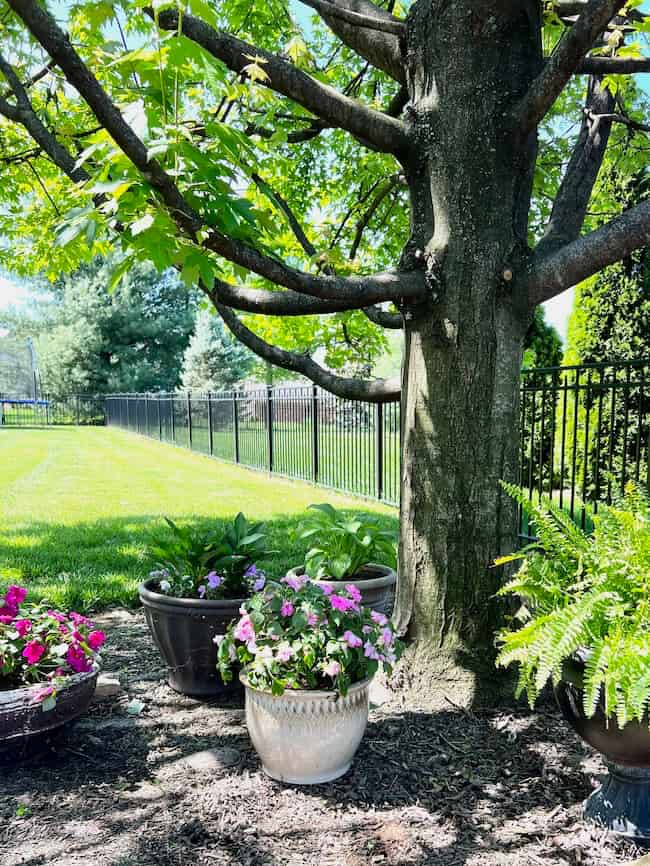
[[496, 482, 650, 839], [0, 584, 104, 754], [287, 504, 398, 615], [218, 574, 403, 784], [140, 513, 271, 697]]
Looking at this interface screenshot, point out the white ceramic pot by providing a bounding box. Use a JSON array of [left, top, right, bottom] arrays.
[[240, 673, 371, 785]]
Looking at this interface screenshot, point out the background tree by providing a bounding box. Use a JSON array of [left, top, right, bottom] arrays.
[[0, 0, 649, 702], [524, 308, 564, 370], [181, 308, 255, 391]]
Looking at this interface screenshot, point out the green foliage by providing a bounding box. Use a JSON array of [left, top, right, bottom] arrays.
[[150, 512, 272, 598], [299, 503, 397, 580], [496, 482, 650, 726], [181, 308, 255, 391], [523, 307, 563, 370]]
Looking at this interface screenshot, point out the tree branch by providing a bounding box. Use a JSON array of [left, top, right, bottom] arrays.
[[251, 172, 317, 258], [578, 56, 650, 74], [298, 0, 405, 35], [349, 172, 402, 259], [528, 198, 650, 306], [216, 302, 400, 402], [307, 0, 405, 84], [209, 278, 380, 316], [154, 8, 409, 156], [513, 0, 627, 135], [554, 0, 647, 23], [363, 304, 402, 328], [535, 76, 614, 258]]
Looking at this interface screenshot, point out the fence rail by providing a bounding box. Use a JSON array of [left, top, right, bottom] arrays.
[[0, 393, 105, 426]]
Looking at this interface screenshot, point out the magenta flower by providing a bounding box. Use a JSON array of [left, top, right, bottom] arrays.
[[370, 610, 388, 627], [345, 584, 363, 604], [87, 630, 106, 651], [59, 624, 69, 635], [69, 612, 91, 627], [5, 585, 28, 608], [324, 660, 341, 677], [0, 611, 17, 624], [65, 644, 92, 674], [330, 594, 355, 613], [343, 630, 362, 648], [47, 610, 67, 623], [233, 614, 255, 643], [280, 601, 294, 617], [14, 619, 32, 638], [206, 572, 222, 590], [22, 640, 46, 665]]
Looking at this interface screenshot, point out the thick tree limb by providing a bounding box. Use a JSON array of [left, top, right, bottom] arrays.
[[210, 278, 380, 316], [514, 0, 627, 134], [308, 0, 405, 84], [555, 0, 647, 23], [216, 303, 401, 402], [363, 304, 402, 328], [578, 56, 650, 74], [528, 198, 650, 306], [587, 110, 650, 135], [154, 8, 409, 156], [536, 76, 614, 258], [298, 0, 404, 35]]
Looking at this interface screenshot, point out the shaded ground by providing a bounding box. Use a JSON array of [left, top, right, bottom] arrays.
[[0, 610, 642, 866]]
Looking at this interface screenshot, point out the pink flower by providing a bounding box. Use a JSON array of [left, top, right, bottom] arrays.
[[378, 626, 393, 647], [47, 610, 67, 623], [65, 644, 92, 674], [14, 619, 32, 638], [370, 611, 388, 627], [5, 586, 27, 608], [32, 685, 54, 703], [87, 630, 106, 651], [69, 612, 91, 627], [233, 614, 255, 643], [0, 610, 17, 625], [324, 660, 341, 677], [320, 583, 333, 596], [345, 584, 363, 604], [330, 594, 355, 613], [343, 630, 362, 648], [280, 601, 294, 617], [306, 612, 319, 627], [283, 573, 306, 592], [59, 624, 69, 635], [362, 625, 372, 634], [363, 641, 380, 661], [22, 640, 46, 665], [276, 643, 295, 662]]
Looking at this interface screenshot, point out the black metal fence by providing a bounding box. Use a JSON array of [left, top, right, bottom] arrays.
[[0, 394, 105, 426], [105, 387, 401, 505]]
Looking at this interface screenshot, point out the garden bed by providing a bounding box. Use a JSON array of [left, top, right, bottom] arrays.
[[0, 609, 641, 866]]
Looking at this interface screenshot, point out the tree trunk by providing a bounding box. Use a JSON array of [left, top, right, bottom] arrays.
[[393, 0, 542, 705]]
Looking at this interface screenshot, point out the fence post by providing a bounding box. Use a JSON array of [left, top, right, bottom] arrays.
[[144, 392, 149, 437], [311, 384, 319, 482], [233, 392, 240, 463], [171, 395, 176, 443], [267, 386, 274, 472], [187, 391, 193, 449], [375, 402, 384, 501], [207, 392, 214, 456], [157, 395, 162, 441], [75, 394, 80, 426]]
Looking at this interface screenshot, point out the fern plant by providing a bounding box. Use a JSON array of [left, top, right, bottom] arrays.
[[496, 482, 650, 727]]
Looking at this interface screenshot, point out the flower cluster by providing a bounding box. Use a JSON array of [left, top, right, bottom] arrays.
[[151, 564, 267, 601], [0, 585, 105, 710], [218, 575, 403, 696]]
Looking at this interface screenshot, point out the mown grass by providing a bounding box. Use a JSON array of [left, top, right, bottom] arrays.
[[0, 427, 397, 612]]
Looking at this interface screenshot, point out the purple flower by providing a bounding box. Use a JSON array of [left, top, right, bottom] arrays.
[[198, 585, 207, 599], [206, 572, 222, 590], [363, 641, 380, 661], [345, 584, 363, 604], [280, 601, 294, 617], [245, 564, 260, 577], [283, 573, 306, 592], [370, 610, 388, 627], [378, 626, 393, 647], [320, 583, 333, 596], [343, 630, 362, 648], [253, 576, 266, 592]]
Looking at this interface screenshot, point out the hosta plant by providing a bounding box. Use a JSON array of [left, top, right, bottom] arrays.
[[298, 504, 397, 581], [150, 512, 271, 599], [218, 574, 403, 696], [0, 584, 105, 710], [496, 482, 650, 727]]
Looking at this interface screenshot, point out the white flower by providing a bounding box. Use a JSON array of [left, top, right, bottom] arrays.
[[160, 580, 171, 592]]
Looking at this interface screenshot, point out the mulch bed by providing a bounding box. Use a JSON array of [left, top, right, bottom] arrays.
[[0, 610, 643, 866]]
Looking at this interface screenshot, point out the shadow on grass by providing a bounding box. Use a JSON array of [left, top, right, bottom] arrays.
[[0, 509, 399, 611]]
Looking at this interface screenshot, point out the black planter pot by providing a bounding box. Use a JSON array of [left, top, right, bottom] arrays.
[[555, 655, 650, 840], [139, 579, 245, 698]]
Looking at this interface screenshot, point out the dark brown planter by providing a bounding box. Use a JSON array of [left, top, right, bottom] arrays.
[[139, 579, 245, 698], [555, 655, 650, 840], [0, 666, 98, 758], [286, 563, 397, 617]]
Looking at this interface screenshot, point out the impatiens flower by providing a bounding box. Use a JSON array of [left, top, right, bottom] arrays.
[[5, 586, 28, 608], [363, 641, 380, 661], [320, 583, 333, 596], [159, 579, 171, 592], [47, 610, 67, 623], [343, 630, 362, 648], [370, 610, 388, 627], [324, 660, 341, 677], [0, 611, 17, 625], [283, 573, 307, 592], [378, 627, 393, 647], [362, 625, 372, 634], [23, 641, 46, 665], [306, 612, 319, 627], [14, 619, 32, 638], [206, 572, 222, 590], [345, 584, 363, 604], [330, 594, 355, 613], [233, 614, 255, 643], [65, 644, 92, 674], [87, 630, 106, 651], [69, 612, 91, 627], [276, 643, 295, 662], [280, 601, 294, 617], [59, 624, 69, 635], [253, 576, 266, 592]]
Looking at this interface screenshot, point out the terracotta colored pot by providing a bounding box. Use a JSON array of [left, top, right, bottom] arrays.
[[0, 666, 98, 756], [139, 579, 245, 697], [286, 563, 396, 616], [555, 655, 650, 839], [241, 673, 371, 785]]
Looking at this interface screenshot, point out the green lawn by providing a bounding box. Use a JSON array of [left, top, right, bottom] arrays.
[[0, 427, 397, 612]]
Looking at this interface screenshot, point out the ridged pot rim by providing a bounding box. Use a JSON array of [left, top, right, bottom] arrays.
[[0, 664, 99, 707], [139, 578, 248, 611], [240, 672, 372, 701], [286, 564, 396, 591]]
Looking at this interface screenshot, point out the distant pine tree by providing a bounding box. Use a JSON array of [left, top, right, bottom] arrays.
[[181, 310, 254, 392]]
